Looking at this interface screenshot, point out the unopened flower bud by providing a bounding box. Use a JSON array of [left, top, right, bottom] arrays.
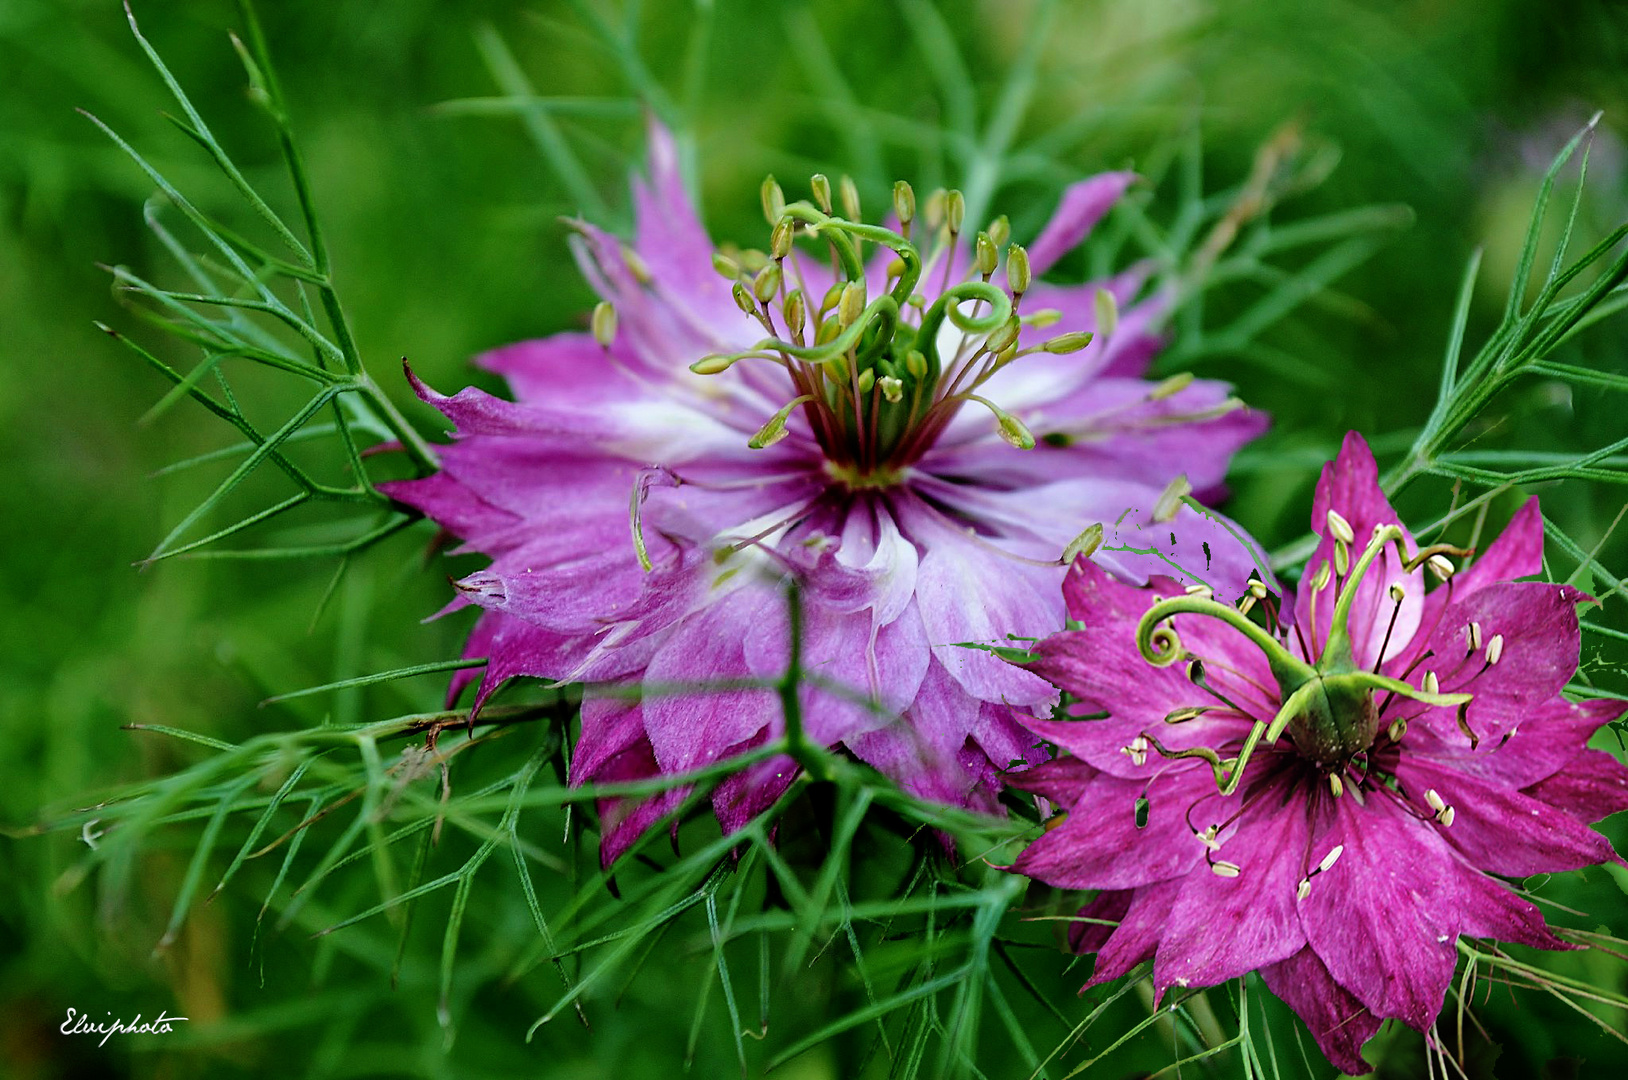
[[810, 172, 831, 214], [892, 180, 916, 227], [945, 188, 965, 234], [1005, 244, 1031, 296], [987, 214, 1010, 248], [712, 251, 741, 280], [753, 262, 781, 304], [840, 174, 861, 221], [1063, 522, 1104, 562], [879, 375, 904, 403], [1150, 373, 1194, 400], [591, 301, 617, 348], [770, 218, 795, 259], [1094, 287, 1119, 338], [838, 280, 866, 326], [761, 175, 786, 225], [1044, 331, 1094, 354], [975, 232, 998, 277]]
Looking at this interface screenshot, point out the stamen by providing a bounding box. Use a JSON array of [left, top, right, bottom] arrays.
[[1210, 860, 1241, 878], [1120, 735, 1150, 767], [591, 301, 617, 348], [1387, 718, 1408, 743], [1486, 634, 1504, 665], [1152, 474, 1192, 524], [1062, 522, 1104, 563], [1327, 773, 1345, 798], [1326, 509, 1355, 545], [1184, 583, 1214, 600], [1427, 553, 1456, 581], [1423, 670, 1439, 695], [1248, 579, 1269, 600], [1389, 583, 1405, 603], [1333, 538, 1351, 577], [1296, 877, 1312, 900], [1317, 844, 1344, 874], [1094, 287, 1119, 339], [1424, 788, 1455, 826], [1469, 621, 1483, 651]]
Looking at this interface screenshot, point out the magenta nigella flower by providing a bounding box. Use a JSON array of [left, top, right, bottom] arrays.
[[385, 121, 1267, 866], [1011, 431, 1628, 1073]]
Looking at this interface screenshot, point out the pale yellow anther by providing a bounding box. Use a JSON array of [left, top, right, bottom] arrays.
[[1152, 474, 1192, 524], [1310, 561, 1332, 592], [1184, 583, 1214, 599], [1469, 621, 1483, 651], [1210, 860, 1241, 878], [1328, 773, 1345, 798], [1063, 522, 1103, 563], [1326, 509, 1355, 545], [1120, 735, 1150, 767], [1486, 634, 1504, 665], [1196, 824, 1222, 852], [622, 246, 654, 285], [1423, 671, 1440, 695], [1388, 718, 1408, 743], [879, 376, 904, 404], [1296, 877, 1312, 901], [1094, 287, 1119, 339], [1317, 844, 1344, 874], [1248, 579, 1269, 600], [1334, 539, 1351, 577], [1389, 582, 1406, 603], [1427, 554, 1456, 581], [591, 301, 617, 348], [1424, 788, 1446, 814], [840, 175, 861, 221], [1438, 806, 1456, 828], [1149, 372, 1195, 400]]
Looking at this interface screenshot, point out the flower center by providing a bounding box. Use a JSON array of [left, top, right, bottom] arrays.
[[1132, 520, 1477, 795], [688, 176, 1097, 483]]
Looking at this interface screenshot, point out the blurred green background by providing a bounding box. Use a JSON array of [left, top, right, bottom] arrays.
[[3, 0, 1628, 1076]]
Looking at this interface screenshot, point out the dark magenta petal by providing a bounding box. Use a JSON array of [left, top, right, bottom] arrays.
[[1299, 791, 1459, 1029], [1260, 948, 1383, 1076]]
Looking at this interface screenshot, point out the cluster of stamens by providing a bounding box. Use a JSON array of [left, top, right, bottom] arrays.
[[666, 174, 1107, 486], [1114, 513, 1507, 883]]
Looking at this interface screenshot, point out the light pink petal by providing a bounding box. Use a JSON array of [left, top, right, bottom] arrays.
[[1026, 171, 1137, 275]]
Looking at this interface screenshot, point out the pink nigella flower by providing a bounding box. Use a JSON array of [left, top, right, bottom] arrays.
[[386, 121, 1267, 866], [1011, 431, 1628, 1073]]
